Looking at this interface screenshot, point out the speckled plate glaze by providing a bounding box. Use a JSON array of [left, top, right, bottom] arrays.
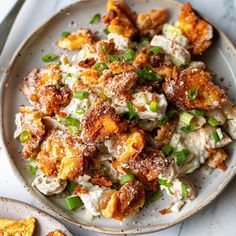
[[1, 0, 236, 234], [0, 197, 73, 235]]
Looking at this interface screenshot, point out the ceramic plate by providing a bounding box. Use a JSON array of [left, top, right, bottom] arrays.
[[0, 197, 72, 235], [1, 0, 236, 234]]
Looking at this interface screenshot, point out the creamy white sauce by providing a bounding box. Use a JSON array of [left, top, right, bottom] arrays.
[[226, 120, 236, 140], [107, 33, 129, 50], [14, 113, 23, 138]]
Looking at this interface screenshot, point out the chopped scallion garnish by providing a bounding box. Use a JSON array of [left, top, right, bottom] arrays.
[[193, 109, 207, 116], [210, 130, 220, 142], [120, 174, 135, 185], [136, 68, 163, 84], [149, 101, 158, 112], [124, 48, 135, 61], [89, 13, 101, 24], [61, 31, 71, 37], [158, 178, 173, 188], [66, 117, 80, 127], [103, 27, 109, 35], [166, 109, 179, 119], [162, 144, 174, 156], [65, 196, 83, 211], [73, 91, 90, 100], [181, 182, 189, 198], [29, 166, 37, 175], [175, 149, 189, 165], [67, 181, 77, 194], [95, 62, 108, 72], [127, 101, 138, 120], [42, 53, 59, 62], [207, 117, 219, 127], [180, 112, 194, 125], [20, 130, 30, 143], [106, 54, 120, 62], [144, 190, 162, 206], [76, 107, 86, 115], [188, 88, 198, 100], [181, 124, 196, 133], [150, 46, 163, 55], [157, 116, 169, 126]]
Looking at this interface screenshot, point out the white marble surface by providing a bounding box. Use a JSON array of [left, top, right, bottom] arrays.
[[0, 0, 236, 235]]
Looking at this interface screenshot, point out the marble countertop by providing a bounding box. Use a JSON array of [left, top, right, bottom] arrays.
[[0, 0, 236, 235]]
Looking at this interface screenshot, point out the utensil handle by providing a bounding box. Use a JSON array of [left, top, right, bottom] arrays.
[[0, 0, 25, 56]]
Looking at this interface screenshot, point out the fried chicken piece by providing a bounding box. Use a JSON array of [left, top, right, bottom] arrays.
[[207, 149, 228, 171], [153, 63, 179, 79], [176, 3, 213, 55], [47, 230, 65, 236], [80, 69, 100, 89], [96, 40, 116, 63], [81, 102, 121, 143], [57, 29, 94, 50], [110, 128, 145, 173], [124, 147, 170, 181], [20, 65, 72, 115], [100, 180, 145, 220], [91, 173, 113, 187], [103, 0, 137, 37], [37, 129, 96, 180], [100, 70, 138, 97], [133, 53, 149, 69], [78, 57, 96, 68], [109, 61, 135, 73], [14, 106, 45, 158], [137, 9, 167, 37], [163, 68, 227, 110]]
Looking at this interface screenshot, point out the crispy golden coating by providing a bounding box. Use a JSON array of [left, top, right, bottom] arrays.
[[80, 69, 100, 89], [96, 40, 116, 63], [81, 102, 121, 143], [111, 128, 145, 173], [37, 129, 96, 180], [17, 106, 45, 158], [163, 68, 227, 110], [109, 61, 135, 74], [78, 57, 96, 68], [20, 64, 72, 115], [176, 3, 213, 55], [137, 9, 167, 37], [153, 63, 179, 79], [0, 217, 36, 236], [125, 147, 170, 181], [101, 70, 138, 97], [57, 29, 94, 50], [207, 149, 227, 171], [133, 53, 149, 69], [91, 173, 113, 187], [103, 0, 137, 37], [100, 180, 145, 220], [46, 230, 65, 236]]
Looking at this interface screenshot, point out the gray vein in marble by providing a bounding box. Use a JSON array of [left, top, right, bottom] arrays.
[[177, 222, 184, 236]]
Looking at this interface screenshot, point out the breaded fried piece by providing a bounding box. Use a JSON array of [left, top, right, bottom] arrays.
[[96, 40, 116, 63], [155, 119, 178, 146], [80, 69, 100, 89], [20, 64, 72, 115], [207, 149, 227, 171], [124, 147, 170, 181], [109, 61, 135, 74], [15, 106, 45, 158], [37, 129, 96, 180], [137, 9, 167, 37], [176, 3, 213, 55], [133, 53, 149, 69], [153, 63, 179, 79], [110, 128, 145, 173], [100, 180, 145, 220], [78, 58, 96, 68], [47, 230, 65, 236], [163, 68, 227, 110], [101, 70, 138, 97], [57, 29, 94, 50], [81, 102, 121, 143], [103, 0, 137, 37], [91, 173, 113, 187]]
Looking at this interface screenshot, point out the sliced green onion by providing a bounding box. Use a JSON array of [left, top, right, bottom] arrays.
[[175, 149, 189, 165], [181, 182, 189, 198], [149, 101, 158, 112], [66, 117, 80, 127], [210, 130, 220, 142], [120, 174, 135, 185], [158, 178, 173, 188], [110, 182, 120, 190], [144, 190, 162, 206], [127, 101, 138, 120], [140, 37, 150, 47], [67, 181, 77, 194], [28, 157, 35, 163], [73, 91, 90, 100], [207, 117, 219, 127], [65, 196, 83, 211], [89, 13, 101, 24], [76, 107, 86, 115], [124, 48, 135, 61], [136, 68, 163, 84], [61, 31, 71, 37], [68, 126, 80, 135], [193, 109, 207, 116], [180, 112, 194, 125], [166, 109, 179, 119], [42, 53, 59, 62], [103, 27, 109, 35], [29, 166, 37, 175], [102, 45, 107, 53], [162, 144, 174, 156], [181, 124, 196, 133], [106, 54, 120, 62], [188, 88, 198, 100], [157, 116, 169, 126], [20, 130, 31, 143], [95, 62, 108, 72], [150, 46, 163, 55], [55, 83, 62, 89]]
